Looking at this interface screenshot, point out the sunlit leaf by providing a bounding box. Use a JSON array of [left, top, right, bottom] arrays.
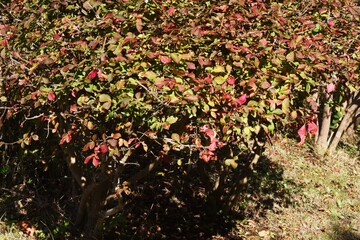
[[99, 94, 111, 102], [214, 76, 226, 85], [286, 52, 295, 62], [171, 133, 180, 142]]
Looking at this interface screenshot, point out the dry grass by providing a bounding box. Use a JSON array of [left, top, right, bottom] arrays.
[[0, 221, 34, 240], [235, 138, 360, 240]]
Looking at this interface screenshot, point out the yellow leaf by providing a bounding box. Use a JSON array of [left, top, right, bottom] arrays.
[[286, 52, 295, 62], [171, 133, 180, 142]]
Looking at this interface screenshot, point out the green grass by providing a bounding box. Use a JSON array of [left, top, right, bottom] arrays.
[[234, 138, 360, 240]]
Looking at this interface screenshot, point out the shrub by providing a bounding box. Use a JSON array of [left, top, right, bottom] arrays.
[[0, 0, 358, 238]]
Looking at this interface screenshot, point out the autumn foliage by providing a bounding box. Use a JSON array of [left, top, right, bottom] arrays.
[[0, 0, 359, 238]]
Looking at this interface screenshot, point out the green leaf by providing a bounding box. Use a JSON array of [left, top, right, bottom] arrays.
[[268, 121, 275, 133], [144, 71, 157, 80], [254, 125, 261, 134], [282, 98, 290, 114], [226, 64, 232, 73], [247, 100, 258, 107], [0, 96, 7, 102], [99, 94, 111, 102], [169, 92, 180, 104], [243, 126, 252, 138], [166, 116, 178, 124], [254, 57, 260, 67], [77, 96, 89, 105], [214, 76, 226, 85], [170, 53, 181, 63], [313, 23, 322, 33], [300, 71, 307, 79], [202, 103, 210, 113], [208, 101, 215, 107], [177, 159, 182, 166], [142, 142, 148, 152], [347, 84, 357, 92], [83, 0, 101, 10], [212, 65, 225, 73], [272, 109, 283, 115], [171, 133, 180, 142], [225, 159, 238, 169]]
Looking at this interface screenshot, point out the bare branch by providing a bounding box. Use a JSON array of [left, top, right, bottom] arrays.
[[103, 202, 124, 218], [21, 113, 44, 126], [127, 159, 160, 186]]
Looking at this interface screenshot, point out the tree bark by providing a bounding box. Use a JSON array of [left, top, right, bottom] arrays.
[[316, 94, 333, 155], [75, 177, 112, 240], [328, 104, 359, 155], [343, 109, 360, 145]]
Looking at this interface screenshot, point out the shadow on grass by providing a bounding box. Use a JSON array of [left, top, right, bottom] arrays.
[[105, 156, 297, 239], [0, 147, 77, 239], [329, 222, 360, 240], [1, 152, 297, 239]]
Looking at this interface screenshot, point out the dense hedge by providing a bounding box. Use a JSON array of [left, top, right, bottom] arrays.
[[0, 0, 359, 238]]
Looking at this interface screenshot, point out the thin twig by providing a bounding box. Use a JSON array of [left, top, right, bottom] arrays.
[[21, 113, 44, 126]]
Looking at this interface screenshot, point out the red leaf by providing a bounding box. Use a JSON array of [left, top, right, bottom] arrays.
[[48, 92, 56, 101], [198, 56, 212, 66], [259, 38, 267, 47], [168, 7, 175, 15], [233, 94, 247, 106], [208, 142, 217, 151], [84, 154, 94, 164], [60, 131, 72, 145], [222, 93, 232, 100], [70, 104, 77, 113], [94, 145, 100, 154], [251, 6, 260, 16], [199, 150, 214, 163], [204, 128, 218, 143], [216, 5, 228, 12], [159, 55, 171, 64], [136, 18, 143, 32], [227, 76, 236, 85], [100, 144, 109, 154], [327, 18, 335, 27], [187, 62, 196, 70], [204, 128, 215, 138], [92, 155, 100, 167], [200, 124, 209, 133], [60, 47, 66, 55], [146, 51, 158, 59], [326, 83, 335, 93], [87, 70, 97, 79], [1, 39, 7, 47], [297, 124, 306, 146], [97, 69, 107, 80], [107, 139, 118, 147], [128, 138, 137, 145], [307, 121, 318, 135], [53, 33, 61, 40]]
